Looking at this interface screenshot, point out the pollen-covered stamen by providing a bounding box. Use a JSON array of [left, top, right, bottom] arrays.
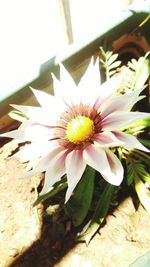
[[66, 115, 95, 144]]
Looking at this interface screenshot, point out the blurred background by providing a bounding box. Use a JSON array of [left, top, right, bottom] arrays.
[[0, 0, 149, 95]]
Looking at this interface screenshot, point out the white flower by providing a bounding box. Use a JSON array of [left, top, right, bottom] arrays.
[[1, 58, 149, 202]]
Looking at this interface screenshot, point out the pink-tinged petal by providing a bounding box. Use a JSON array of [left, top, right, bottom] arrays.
[[83, 144, 123, 186], [99, 89, 145, 119], [65, 149, 86, 202], [112, 131, 149, 152], [40, 149, 68, 195], [101, 111, 150, 131], [83, 144, 111, 176], [94, 132, 122, 147], [104, 148, 124, 185], [23, 146, 65, 178], [94, 68, 128, 108], [78, 58, 101, 105]]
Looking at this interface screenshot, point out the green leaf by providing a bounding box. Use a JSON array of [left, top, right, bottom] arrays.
[[107, 60, 121, 70], [133, 150, 150, 165], [128, 52, 150, 90], [134, 57, 150, 89], [78, 183, 115, 244], [107, 53, 119, 65], [105, 50, 113, 59], [126, 161, 135, 186], [33, 178, 67, 206], [134, 175, 150, 214], [65, 168, 95, 226], [125, 117, 150, 135], [128, 58, 137, 70], [136, 155, 150, 166], [126, 159, 149, 186], [126, 151, 150, 214], [9, 110, 29, 122], [99, 46, 121, 79], [138, 138, 150, 149], [109, 70, 116, 76], [142, 172, 150, 183]]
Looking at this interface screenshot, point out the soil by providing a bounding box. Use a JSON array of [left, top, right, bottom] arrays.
[[0, 140, 150, 267]]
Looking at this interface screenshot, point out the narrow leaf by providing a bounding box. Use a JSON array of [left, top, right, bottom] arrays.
[[33, 178, 67, 206], [126, 159, 149, 186], [108, 60, 121, 70], [126, 163, 134, 186], [107, 53, 119, 65], [65, 168, 95, 226], [134, 176, 150, 214], [109, 70, 116, 76], [134, 57, 150, 89], [105, 51, 113, 60], [79, 183, 115, 244], [128, 53, 150, 90], [138, 138, 150, 149], [9, 110, 29, 122]]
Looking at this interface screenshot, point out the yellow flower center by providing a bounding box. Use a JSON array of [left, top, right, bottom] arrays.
[[66, 115, 94, 144]]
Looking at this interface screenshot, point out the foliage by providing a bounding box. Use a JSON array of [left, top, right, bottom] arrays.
[[125, 117, 150, 135], [125, 149, 150, 214], [127, 51, 150, 91], [9, 110, 29, 122], [99, 46, 121, 80], [65, 168, 95, 226], [78, 183, 115, 245], [33, 177, 67, 206], [126, 158, 150, 186]]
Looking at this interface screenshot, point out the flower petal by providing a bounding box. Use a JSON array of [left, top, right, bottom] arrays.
[[10, 104, 60, 125], [23, 146, 65, 178], [78, 57, 101, 105], [94, 68, 128, 108], [104, 148, 124, 185], [65, 149, 86, 202], [52, 64, 78, 105], [99, 89, 145, 119], [83, 144, 123, 185], [14, 140, 59, 163], [101, 111, 150, 131], [94, 132, 122, 147], [30, 87, 54, 108], [112, 131, 149, 152], [83, 144, 110, 174], [83, 145, 110, 173], [40, 149, 68, 195], [30, 87, 65, 116], [0, 124, 54, 142]]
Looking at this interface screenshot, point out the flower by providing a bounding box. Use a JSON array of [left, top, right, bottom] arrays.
[[1, 58, 149, 202]]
